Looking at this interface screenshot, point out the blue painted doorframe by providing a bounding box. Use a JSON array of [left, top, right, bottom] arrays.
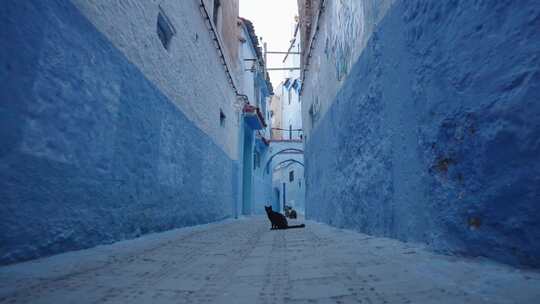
[[242, 126, 254, 215]]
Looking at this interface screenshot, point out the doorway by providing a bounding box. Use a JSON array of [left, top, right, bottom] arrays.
[[273, 188, 280, 212]]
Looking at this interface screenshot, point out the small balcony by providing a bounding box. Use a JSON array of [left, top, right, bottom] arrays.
[[243, 104, 267, 130]]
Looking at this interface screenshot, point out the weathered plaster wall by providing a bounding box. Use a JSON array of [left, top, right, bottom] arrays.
[[238, 22, 258, 106], [0, 0, 238, 264], [297, 0, 321, 68], [72, 0, 240, 159], [301, 0, 394, 140], [217, 0, 240, 76], [302, 0, 540, 267]]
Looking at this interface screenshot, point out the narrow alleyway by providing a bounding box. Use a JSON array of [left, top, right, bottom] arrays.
[[1, 217, 538, 304], [1, 2, 539, 304]]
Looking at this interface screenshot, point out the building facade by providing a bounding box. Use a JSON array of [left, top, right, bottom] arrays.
[[0, 0, 271, 264], [280, 21, 303, 141], [270, 141, 305, 214], [268, 18, 305, 214], [298, 0, 540, 267], [269, 95, 283, 139], [237, 18, 274, 216]]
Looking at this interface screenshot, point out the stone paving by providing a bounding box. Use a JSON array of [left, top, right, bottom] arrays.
[[1, 216, 539, 304]]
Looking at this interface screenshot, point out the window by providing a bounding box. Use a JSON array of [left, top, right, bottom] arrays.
[[213, 0, 221, 28], [220, 109, 226, 127], [299, 178, 302, 188], [157, 10, 175, 50], [289, 170, 294, 182]]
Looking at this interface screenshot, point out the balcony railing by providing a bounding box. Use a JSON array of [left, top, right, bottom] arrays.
[[271, 128, 303, 141]]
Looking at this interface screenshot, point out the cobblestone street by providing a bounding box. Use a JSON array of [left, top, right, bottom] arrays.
[[1, 217, 539, 304]]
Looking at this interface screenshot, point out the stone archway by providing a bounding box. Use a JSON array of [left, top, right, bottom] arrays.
[[264, 148, 304, 174], [272, 158, 305, 171]]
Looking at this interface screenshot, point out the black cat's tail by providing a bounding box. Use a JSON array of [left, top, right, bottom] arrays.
[[287, 224, 306, 229]]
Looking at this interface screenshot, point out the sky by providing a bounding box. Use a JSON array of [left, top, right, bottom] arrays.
[[239, 0, 299, 87]]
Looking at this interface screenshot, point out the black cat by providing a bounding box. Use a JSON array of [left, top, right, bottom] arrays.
[[264, 206, 305, 230]]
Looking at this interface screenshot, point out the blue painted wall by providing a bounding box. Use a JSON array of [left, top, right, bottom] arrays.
[[252, 142, 273, 215], [305, 0, 540, 267], [241, 125, 254, 215], [0, 1, 237, 264]]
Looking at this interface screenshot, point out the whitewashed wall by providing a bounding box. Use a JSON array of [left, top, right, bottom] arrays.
[[72, 0, 241, 160]]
